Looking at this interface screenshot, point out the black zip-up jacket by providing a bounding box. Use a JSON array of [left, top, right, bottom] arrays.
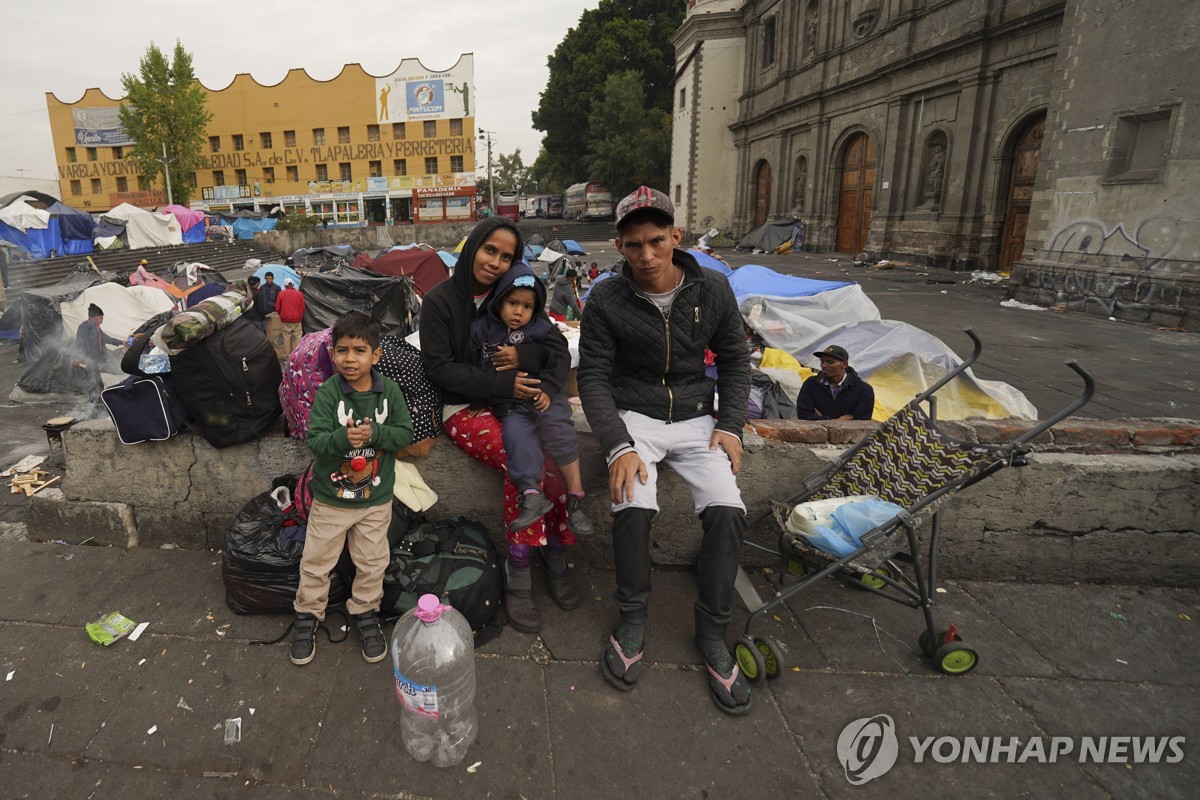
[[419, 217, 547, 408], [795, 367, 875, 421], [578, 248, 751, 455]]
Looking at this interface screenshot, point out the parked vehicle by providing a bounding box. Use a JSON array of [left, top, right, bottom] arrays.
[[523, 197, 540, 218], [495, 190, 520, 221], [563, 182, 613, 220], [545, 195, 563, 218]]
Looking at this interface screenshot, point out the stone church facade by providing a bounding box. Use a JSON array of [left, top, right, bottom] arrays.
[[672, 0, 1198, 325]]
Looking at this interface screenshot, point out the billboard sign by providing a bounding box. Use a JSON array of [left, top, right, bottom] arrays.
[[72, 107, 134, 146], [376, 54, 474, 123]]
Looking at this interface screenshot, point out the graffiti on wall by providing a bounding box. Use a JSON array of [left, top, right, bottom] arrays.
[[1048, 217, 1200, 272]]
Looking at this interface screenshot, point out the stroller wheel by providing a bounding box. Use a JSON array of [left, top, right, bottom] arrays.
[[859, 566, 893, 590], [734, 637, 766, 682], [933, 641, 979, 675], [918, 630, 938, 657], [754, 636, 785, 679]]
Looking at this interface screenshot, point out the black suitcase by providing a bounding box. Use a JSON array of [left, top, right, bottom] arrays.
[[101, 375, 189, 444], [169, 317, 284, 449]]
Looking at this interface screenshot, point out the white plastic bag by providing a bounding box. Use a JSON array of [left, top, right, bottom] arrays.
[[804, 497, 906, 558]]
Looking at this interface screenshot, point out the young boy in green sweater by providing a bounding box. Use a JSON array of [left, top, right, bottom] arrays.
[[292, 311, 413, 665]]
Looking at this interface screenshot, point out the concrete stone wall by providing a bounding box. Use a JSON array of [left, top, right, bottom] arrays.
[[28, 414, 1200, 587], [255, 221, 479, 257]]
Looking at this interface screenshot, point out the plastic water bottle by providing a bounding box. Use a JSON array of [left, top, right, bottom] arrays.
[[391, 594, 478, 768]]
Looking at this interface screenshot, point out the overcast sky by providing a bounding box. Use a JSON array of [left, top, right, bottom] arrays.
[[0, 0, 600, 182]]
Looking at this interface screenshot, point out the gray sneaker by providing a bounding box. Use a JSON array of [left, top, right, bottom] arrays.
[[566, 495, 594, 536], [290, 614, 318, 666], [508, 491, 554, 532]]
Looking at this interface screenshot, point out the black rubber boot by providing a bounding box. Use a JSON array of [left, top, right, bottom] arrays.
[[504, 560, 541, 633]]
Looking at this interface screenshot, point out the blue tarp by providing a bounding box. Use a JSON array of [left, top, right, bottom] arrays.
[[436, 251, 457, 268], [231, 217, 277, 240], [0, 220, 63, 260], [61, 238, 94, 255], [727, 264, 851, 299], [688, 249, 732, 275], [252, 263, 303, 287], [182, 224, 207, 243], [93, 217, 126, 240], [561, 239, 586, 255], [46, 202, 96, 241]]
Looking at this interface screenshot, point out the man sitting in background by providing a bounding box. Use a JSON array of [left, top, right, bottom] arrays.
[[796, 345, 875, 421]]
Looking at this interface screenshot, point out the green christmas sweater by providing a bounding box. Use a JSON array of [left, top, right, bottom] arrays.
[[306, 369, 413, 508]]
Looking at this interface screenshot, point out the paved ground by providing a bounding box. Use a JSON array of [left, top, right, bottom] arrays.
[[0, 540, 1196, 798], [0, 246, 1197, 797]]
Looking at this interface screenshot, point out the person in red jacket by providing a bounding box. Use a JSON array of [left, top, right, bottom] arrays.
[[275, 279, 306, 360]]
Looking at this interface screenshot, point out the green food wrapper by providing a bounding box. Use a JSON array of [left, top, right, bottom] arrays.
[[86, 612, 137, 646]]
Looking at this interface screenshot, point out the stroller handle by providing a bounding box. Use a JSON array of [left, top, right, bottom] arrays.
[[1014, 359, 1096, 445], [914, 327, 983, 403]]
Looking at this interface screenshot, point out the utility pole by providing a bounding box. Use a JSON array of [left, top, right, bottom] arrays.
[[160, 141, 174, 206], [478, 130, 495, 211]]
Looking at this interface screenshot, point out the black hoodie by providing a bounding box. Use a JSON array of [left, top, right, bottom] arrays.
[[469, 262, 571, 410], [419, 217, 548, 408]]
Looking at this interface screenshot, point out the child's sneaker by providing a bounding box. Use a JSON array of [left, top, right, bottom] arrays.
[[566, 495, 594, 536], [354, 611, 387, 663], [508, 491, 554, 531], [290, 613, 318, 665]]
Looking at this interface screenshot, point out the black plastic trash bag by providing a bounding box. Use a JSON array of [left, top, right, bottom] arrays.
[[222, 484, 349, 615]]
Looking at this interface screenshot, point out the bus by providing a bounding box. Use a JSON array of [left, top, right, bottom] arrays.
[[496, 190, 521, 221], [545, 195, 563, 218], [562, 182, 613, 220]]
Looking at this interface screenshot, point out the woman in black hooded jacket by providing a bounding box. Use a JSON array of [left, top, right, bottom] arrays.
[[419, 217, 584, 633]]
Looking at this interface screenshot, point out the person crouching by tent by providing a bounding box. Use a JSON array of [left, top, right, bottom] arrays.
[[71, 303, 124, 405], [547, 268, 582, 322], [795, 345, 875, 421], [275, 279, 306, 359]]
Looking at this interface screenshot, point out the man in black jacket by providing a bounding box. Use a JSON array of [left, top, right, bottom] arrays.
[[578, 186, 754, 715], [796, 344, 875, 421]]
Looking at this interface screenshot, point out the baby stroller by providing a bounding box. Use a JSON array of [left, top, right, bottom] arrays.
[[733, 328, 1094, 680]]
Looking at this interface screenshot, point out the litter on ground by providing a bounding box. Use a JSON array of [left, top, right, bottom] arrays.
[[1000, 299, 1046, 311]]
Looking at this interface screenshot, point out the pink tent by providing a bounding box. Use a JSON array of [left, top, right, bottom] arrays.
[[162, 204, 206, 232]]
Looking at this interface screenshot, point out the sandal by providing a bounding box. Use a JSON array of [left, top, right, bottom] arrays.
[[600, 634, 643, 692], [704, 656, 753, 716]]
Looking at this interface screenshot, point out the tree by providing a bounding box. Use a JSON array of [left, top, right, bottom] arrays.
[[532, 0, 683, 189], [494, 149, 531, 192], [118, 41, 212, 206], [586, 71, 671, 196]]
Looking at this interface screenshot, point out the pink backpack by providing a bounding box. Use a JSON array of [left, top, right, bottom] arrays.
[[279, 328, 334, 440]]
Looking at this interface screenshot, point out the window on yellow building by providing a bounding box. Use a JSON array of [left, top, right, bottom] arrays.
[[424, 156, 438, 174], [235, 168, 247, 186], [260, 131, 273, 149], [90, 178, 101, 193], [369, 160, 382, 177], [338, 126, 350, 144], [285, 130, 296, 147], [339, 162, 352, 180], [70, 179, 81, 195], [138, 175, 151, 190], [313, 128, 325, 146], [450, 156, 463, 173], [423, 121, 437, 138], [214, 170, 225, 186], [233, 134, 244, 151], [368, 124, 379, 142], [66, 147, 77, 163], [116, 177, 128, 192], [210, 136, 221, 153], [87, 148, 98, 161], [392, 123, 406, 140], [450, 119, 463, 136], [394, 159, 407, 176], [264, 167, 275, 184], [112, 146, 124, 160], [286, 165, 298, 182], [316, 164, 328, 181]]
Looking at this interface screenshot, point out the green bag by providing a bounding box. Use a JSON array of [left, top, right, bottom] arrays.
[[380, 516, 503, 634]]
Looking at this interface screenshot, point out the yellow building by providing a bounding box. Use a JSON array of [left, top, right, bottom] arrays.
[[45, 55, 478, 225]]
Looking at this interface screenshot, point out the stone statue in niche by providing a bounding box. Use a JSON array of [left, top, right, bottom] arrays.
[[925, 143, 946, 203], [852, 8, 881, 39], [791, 158, 808, 214], [805, 4, 818, 54]]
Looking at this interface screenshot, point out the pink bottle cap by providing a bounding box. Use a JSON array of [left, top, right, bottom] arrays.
[[414, 593, 446, 623]]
